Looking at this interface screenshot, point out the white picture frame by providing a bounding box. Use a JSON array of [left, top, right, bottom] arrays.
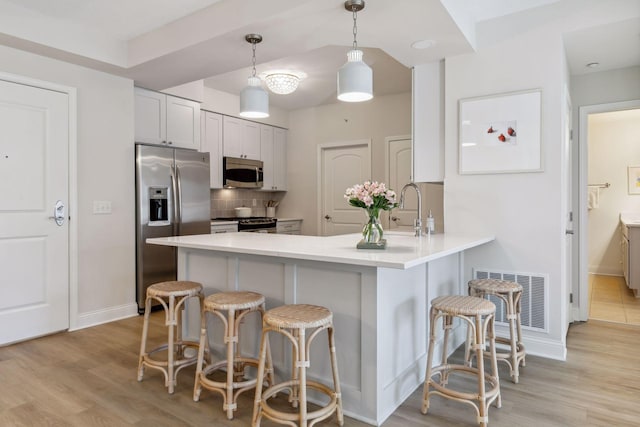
[[459, 89, 542, 174], [628, 166, 640, 195]]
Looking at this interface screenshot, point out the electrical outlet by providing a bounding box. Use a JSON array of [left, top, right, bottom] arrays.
[[252, 198, 257, 206], [93, 200, 112, 214]]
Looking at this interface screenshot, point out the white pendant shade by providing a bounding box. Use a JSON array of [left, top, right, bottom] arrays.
[[337, 49, 373, 102], [240, 76, 269, 118]]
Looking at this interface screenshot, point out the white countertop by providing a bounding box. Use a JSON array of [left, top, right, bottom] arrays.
[[620, 212, 640, 228], [147, 232, 494, 269]]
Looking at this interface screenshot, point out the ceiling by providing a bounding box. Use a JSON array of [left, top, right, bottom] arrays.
[[0, 0, 638, 111]]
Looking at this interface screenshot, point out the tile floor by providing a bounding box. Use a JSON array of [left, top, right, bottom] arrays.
[[589, 274, 640, 325]]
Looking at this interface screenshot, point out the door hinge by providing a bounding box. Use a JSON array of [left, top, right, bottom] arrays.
[[570, 129, 573, 140], [569, 211, 573, 222], [569, 293, 573, 303]]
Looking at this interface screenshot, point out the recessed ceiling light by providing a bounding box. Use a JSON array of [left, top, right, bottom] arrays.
[[411, 39, 436, 50], [586, 62, 600, 68]]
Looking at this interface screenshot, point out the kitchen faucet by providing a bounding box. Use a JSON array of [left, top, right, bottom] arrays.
[[399, 182, 423, 237]]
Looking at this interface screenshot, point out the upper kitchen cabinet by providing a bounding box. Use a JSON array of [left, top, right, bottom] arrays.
[[223, 116, 260, 160], [201, 111, 223, 189], [412, 62, 444, 182], [134, 87, 201, 150], [260, 125, 287, 191]]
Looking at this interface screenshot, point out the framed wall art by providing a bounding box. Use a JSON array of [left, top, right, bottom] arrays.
[[628, 166, 640, 195], [459, 89, 542, 174]]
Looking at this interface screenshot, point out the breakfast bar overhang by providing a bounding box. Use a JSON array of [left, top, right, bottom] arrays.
[[147, 232, 494, 426]]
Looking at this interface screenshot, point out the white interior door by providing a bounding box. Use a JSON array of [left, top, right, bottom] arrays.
[[387, 137, 415, 230], [321, 141, 371, 236], [0, 79, 69, 345]]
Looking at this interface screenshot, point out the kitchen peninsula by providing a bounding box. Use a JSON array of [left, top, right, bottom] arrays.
[[147, 232, 494, 425]]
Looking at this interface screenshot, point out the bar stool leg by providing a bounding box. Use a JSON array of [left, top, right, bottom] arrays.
[[516, 293, 526, 368], [327, 325, 344, 426], [166, 295, 177, 393], [252, 326, 270, 427], [505, 292, 519, 383], [487, 312, 501, 409], [474, 313, 488, 427], [297, 327, 308, 427], [421, 306, 437, 414], [193, 302, 208, 402], [289, 329, 300, 408], [137, 296, 152, 381]]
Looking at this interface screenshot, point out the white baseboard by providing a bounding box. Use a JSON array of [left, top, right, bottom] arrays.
[[71, 303, 139, 331], [521, 334, 566, 361]]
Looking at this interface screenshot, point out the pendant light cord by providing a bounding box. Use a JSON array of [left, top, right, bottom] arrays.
[[251, 41, 257, 77], [352, 7, 358, 50]]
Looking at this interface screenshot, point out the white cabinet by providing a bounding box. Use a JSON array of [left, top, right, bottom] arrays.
[[277, 219, 301, 235], [261, 126, 287, 191], [135, 87, 200, 150], [201, 111, 224, 189], [211, 223, 238, 233], [223, 116, 260, 160], [621, 221, 640, 296], [412, 62, 444, 182]]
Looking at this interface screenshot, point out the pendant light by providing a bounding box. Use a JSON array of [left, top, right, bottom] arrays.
[[337, 0, 373, 102], [240, 34, 269, 118]]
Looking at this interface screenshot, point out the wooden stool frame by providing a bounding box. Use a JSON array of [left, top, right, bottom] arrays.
[[467, 280, 526, 383], [193, 293, 274, 420], [422, 297, 501, 427], [252, 306, 344, 427], [137, 281, 204, 394]]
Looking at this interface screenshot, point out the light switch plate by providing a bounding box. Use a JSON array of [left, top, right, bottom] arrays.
[[93, 200, 112, 214]]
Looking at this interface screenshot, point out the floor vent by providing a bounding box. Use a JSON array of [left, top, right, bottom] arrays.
[[473, 269, 547, 332]]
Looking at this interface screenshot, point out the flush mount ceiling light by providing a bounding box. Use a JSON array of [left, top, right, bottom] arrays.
[[337, 0, 373, 102], [239, 33, 269, 118], [261, 70, 307, 95]]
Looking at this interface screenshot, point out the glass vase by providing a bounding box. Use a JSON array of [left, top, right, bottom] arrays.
[[362, 210, 383, 243]]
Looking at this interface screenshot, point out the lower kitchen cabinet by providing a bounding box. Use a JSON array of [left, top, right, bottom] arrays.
[[621, 220, 640, 296], [276, 219, 301, 235]]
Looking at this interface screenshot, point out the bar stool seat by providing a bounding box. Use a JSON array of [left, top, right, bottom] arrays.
[[193, 291, 273, 420], [422, 295, 501, 427], [467, 278, 526, 383], [137, 280, 204, 394], [252, 304, 344, 427]]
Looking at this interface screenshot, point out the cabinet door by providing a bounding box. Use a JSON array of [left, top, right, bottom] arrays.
[[166, 95, 200, 149], [260, 125, 274, 190], [201, 112, 224, 188], [135, 88, 166, 145], [243, 120, 261, 160], [223, 116, 243, 158], [273, 128, 287, 191], [412, 63, 444, 182]]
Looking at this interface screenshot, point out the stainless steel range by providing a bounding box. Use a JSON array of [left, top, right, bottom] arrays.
[[216, 217, 277, 233]]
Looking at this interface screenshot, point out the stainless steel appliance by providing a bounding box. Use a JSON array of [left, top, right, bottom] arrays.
[[215, 217, 277, 233], [223, 156, 263, 188], [135, 144, 210, 313]]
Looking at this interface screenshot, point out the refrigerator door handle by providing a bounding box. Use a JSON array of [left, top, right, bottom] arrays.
[[170, 165, 179, 235], [175, 165, 183, 235]]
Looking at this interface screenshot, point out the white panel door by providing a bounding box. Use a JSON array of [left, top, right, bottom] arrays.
[[388, 137, 416, 230], [321, 142, 371, 236], [0, 79, 69, 345]]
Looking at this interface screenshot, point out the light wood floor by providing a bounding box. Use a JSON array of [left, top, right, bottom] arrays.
[[1, 312, 640, 426], [589, 274, 640, 325]]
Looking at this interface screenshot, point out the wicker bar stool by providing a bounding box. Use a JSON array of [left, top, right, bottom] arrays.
[[252, 304, 344, 427], [422, 295, 501, 427], [137, 280, 204, 394], [466, 279, 526, 383], [193, 291, 274, 420]]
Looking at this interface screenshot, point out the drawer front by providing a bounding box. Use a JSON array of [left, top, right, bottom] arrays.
[[211, 224, 238, 233]]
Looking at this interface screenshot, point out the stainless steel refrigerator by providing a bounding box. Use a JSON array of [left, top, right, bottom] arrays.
[[135, 144, 210, 313]]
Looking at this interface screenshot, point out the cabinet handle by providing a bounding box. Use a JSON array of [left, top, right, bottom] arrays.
[[168, 141, 173, 145]]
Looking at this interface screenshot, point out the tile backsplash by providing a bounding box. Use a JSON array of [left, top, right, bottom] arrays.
[[210, 189, 284, 218]]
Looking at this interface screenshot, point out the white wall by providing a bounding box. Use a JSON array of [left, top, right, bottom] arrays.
[[0, 45, 137, 328], [280, 93, 412, 236], [587, 109, 640, 275], [444, 27, 568, 359]]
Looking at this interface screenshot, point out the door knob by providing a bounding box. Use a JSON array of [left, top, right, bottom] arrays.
[[391, 216, 400, 222], [324, 215, 331, 221], [49, 200, 65, 226]]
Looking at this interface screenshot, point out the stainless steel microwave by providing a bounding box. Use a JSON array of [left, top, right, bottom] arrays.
[[223, 157, 264, 188]]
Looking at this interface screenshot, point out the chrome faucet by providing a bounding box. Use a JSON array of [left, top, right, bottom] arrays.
[[399, 182, 423, 237]]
